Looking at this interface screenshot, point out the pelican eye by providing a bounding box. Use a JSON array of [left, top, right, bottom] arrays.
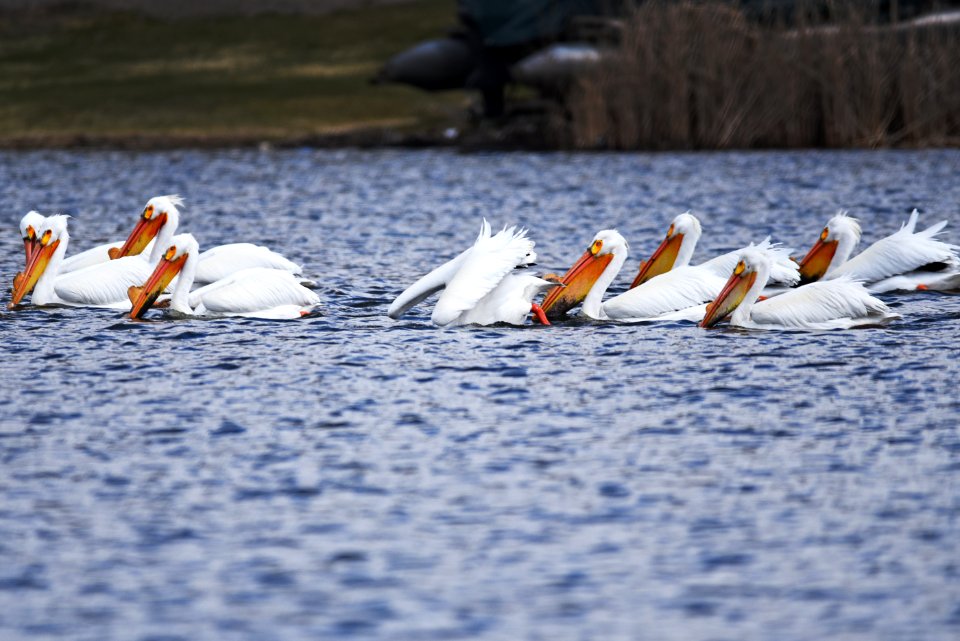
[[667, 224, 675, 237], [734, 261, 745, 276], [164, 246, 177, 261], [25, 225, 35, 240], [143, 205, 154, 220], [40, 229, 52, 246], [820, 228, 829, 241], [590, 239, 603, 255]]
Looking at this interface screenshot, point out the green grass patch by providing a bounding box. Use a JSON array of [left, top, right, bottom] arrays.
[[0, 1, 467, 141]]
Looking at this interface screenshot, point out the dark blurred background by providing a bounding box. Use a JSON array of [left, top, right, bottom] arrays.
[[1, 0, 958, 149]]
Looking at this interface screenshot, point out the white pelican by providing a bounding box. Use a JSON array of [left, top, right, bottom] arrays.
[[701, 246, 899, 330], [629, 212, 702, 287], [110, 195, 304, 284], [628, 212, 800, 292], [129, 234, 319, 320], [18, 210, 45, 267], [9, 215, 153, 309], [797, 210, 960, 292], [387, 220, 555, 326], [541, 230, 800, 322]]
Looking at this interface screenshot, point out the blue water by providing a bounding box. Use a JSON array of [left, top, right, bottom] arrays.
[[1, 149, 959, 640]]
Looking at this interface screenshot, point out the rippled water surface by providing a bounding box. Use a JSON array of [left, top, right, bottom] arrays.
[[1, 149, 959, 640]]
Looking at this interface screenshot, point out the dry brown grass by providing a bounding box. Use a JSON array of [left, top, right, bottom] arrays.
[[565, 1, 960, 149]]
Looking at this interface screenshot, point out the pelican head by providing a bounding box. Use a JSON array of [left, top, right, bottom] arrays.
[[541, 229, 627, 319], [129, 233, 198, 319], [19, 210, 45, 267], [10, 214, 69, 308], [109, 194, 183, 260], [797, 211, 861, 283], [630, 212, 702, 288], [700, 247, 771, 328]]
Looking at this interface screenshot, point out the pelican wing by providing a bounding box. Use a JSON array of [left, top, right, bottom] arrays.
[[54, 256, 152, 307], [603, 265, 724, 320], [456, 273, 555, 326], [195, 243, 302, 283], [833, 211, 959, 283], [431, 223, 536, 326], [750, 278, 892, 328], [59, 241, 123, 274], [701, 238, 800, 286], [194, 268, 319, 315], [387, 245, 473, 319]]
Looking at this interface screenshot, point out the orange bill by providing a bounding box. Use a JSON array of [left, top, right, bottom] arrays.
[[23, 236, 39, 267], [630, 232, 684, 288], [797, 238, 838, 284], [700, 266, 757, 328], [109, 211, 167, 260], [9, 238, 60, 308], [129, 251, 186, 318], [540, 248, 613, 320]]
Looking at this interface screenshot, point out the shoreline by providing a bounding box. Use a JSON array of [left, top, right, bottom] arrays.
[[1, 129, 957, 152]]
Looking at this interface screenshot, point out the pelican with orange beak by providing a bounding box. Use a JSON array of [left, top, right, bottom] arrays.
[[629, 212, 702, 288], [541, 230, 800, 323], [701, 246, 898, 330], [18, 211, 45, 269], [129, 234, 319, 320], [797, 210, 960, 292], [9, 215, 153, 309], [110, 195, 304, 285]]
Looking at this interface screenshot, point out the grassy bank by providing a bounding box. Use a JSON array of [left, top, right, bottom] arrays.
[[566, 1, 960, 150], [0, 0, 465, 147]]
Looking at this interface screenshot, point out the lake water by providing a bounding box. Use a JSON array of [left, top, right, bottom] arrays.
[[1, 149, 958, 640]]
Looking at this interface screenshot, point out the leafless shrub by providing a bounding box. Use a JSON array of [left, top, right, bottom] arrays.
[[566, 1, 960, 149]]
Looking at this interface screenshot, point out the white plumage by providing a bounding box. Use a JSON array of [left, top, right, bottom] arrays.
[[194, 242, 303, 284], [801, 210, 960, 292], [16, 215, 151, 309], [62, 240, 129, 274], [551, 229, 800, 322], [134, 234, 319, 319], [705, 246, 899, 330], [388, 219, 552, 327], [112, 195, 304, 284]]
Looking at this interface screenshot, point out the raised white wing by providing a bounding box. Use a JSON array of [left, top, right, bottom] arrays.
[[54, 256, 152, 307], [833, 211, 959, 283], [387, 245, 473, 319], [193, 268, 319, 316], [749, 278, 893, 328], [431, 222, 535, 326], [603, 264, 725, 320], [195, 243, 302, 284]]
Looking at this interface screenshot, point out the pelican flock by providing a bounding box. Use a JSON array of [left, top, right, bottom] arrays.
[[10, 197, 316, 320], [8, 200, 959, 331]]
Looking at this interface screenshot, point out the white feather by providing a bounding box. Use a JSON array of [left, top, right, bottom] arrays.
[[193, 268, 319, 316], [602, 238, 799, 321], [54, 257, 152, 307], [431, 221, 536, 326], [454, 272, 555, 326], [748, 278, 894, 329], [725, 247, 899, 330], [827, 210, 960, 287], [195, 243, 302, 284]]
